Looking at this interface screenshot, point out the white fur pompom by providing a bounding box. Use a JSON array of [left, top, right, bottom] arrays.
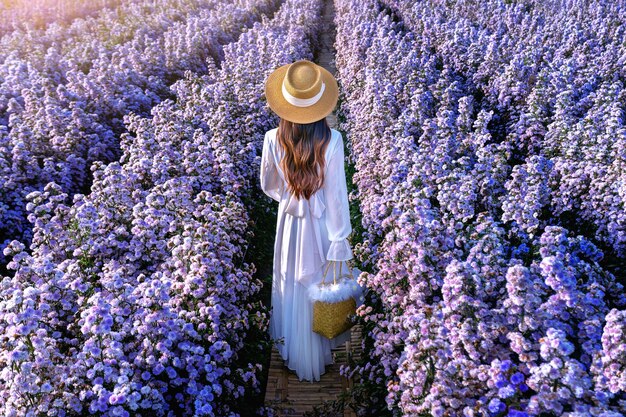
[[307, 269, 365, 303]]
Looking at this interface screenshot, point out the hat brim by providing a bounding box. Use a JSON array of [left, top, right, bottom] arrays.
[[264, 62, 338, 124]]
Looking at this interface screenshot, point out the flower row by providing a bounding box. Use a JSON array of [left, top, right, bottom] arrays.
[[0, 0, 282, 269], [334, 0, 626, 415]]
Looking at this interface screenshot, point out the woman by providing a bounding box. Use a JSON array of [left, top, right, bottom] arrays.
[[260, 59, 354, 382]]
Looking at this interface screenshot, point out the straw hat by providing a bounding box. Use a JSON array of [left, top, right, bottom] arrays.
[[264, 59, 338, 124]]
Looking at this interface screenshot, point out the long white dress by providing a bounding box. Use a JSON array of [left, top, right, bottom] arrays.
[[260, 126, 354, 382]]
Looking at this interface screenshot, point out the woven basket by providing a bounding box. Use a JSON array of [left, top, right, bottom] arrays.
[[311, 260, 358, 339]]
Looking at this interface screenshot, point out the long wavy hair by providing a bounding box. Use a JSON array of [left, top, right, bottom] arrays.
[[276, 117, 332, 200]]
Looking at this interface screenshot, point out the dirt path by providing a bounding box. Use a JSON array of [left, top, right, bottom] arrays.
[[317, 0, 339, 129]]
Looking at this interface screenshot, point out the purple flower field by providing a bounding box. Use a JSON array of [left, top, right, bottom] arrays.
[[1, 0, 625, 416], [334, 0, 626, 415], [0, 0, 283, 268]]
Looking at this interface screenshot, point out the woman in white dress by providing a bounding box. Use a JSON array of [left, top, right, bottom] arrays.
[[260, 59, 354, 382]]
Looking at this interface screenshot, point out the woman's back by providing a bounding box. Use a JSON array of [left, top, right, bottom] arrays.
[[265, 126, 339, 185], [260, 124, 354, 382]]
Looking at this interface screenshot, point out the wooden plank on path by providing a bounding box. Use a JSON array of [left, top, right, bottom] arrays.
[[263, 325, 362, 417]]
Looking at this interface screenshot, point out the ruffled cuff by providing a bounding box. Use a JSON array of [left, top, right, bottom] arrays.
[[326, 239, 354, 261]]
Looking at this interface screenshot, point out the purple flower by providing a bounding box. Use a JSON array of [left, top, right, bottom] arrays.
[[488, 398, 506, 413], [510, 372, 525, 385]]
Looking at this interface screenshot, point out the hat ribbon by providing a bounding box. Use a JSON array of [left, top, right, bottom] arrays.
[[282, 79, 326, 107]]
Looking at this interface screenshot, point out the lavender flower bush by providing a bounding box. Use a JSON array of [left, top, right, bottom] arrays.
[[0, 0, 283, 269], [334, 0, 626, 415], [0, 0, 323, 415]]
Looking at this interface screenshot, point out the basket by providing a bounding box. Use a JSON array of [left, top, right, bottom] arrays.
[[309, 259, 363, 339]]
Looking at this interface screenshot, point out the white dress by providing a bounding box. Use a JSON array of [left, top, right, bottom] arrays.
[[260, 126, 354, 382]]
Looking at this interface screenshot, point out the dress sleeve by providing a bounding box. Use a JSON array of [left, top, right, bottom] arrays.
[[260, 131, 283, 203], [323, 132, 354, 261]]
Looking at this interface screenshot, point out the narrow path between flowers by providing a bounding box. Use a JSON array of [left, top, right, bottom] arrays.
[[262, 0, 363, 415]]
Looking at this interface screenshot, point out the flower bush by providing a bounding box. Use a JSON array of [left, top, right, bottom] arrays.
[[334, 0, 626, 415], [0, 0, 283, 269]]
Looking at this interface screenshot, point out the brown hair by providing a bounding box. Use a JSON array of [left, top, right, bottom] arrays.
[[276, 117, 332, 200]]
